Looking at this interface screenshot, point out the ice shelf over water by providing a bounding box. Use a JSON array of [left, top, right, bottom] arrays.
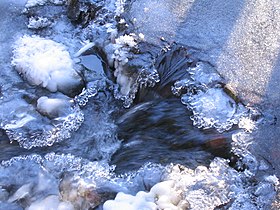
[[0, 153, 278, 210]]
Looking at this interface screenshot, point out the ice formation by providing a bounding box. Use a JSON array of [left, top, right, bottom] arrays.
[[12, 35, 83, 96], [0, 154, 115, 210], [27, 195, 74, 210], [238, 117, 256, 133], [169, 61, 248, 132], [25, 0, 66, 8], [74, 80, 105, 107], [110, 33, 160, 107], [112, 34, 138, 96], [6, 105, 84, 149], [1, 94, 84, 149], [182, 88, 245, 132], [37, 96, 73, 119], [0, 0, 278, 209], [115, 0, 127, 16], [27, 16, 51, 29]]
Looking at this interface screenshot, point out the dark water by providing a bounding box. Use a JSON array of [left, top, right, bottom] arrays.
[[112, 98, 232, 173], [108, 43, 233, 173]]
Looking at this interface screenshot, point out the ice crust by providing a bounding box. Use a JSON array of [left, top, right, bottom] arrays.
[[111, 33, 160, 107], [182, 88, 245, 132], [0, 154, 165, 210], [5, 104, 84, 149], [37, 96, 73, 118], [170, 62, 249, 133], [103, 180, 188, 210], [0, 154, 114, 209]]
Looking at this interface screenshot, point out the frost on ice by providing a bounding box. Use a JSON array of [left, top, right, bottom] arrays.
[[103, 158, 278, 210], [112, 34, 138, 96], [168, 59, 248, 133], [11, 35, 83, 97], [0, 154, 115, 210]]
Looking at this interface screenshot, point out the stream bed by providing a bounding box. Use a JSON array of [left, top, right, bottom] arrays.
[[0, 0, 279, 209]]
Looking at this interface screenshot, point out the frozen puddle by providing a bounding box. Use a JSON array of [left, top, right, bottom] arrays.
[[0, 0, 279, 209]]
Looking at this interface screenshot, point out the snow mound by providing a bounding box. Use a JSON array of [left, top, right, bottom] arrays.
[[103, 180, 188, 210], [12, 35, 83, 96]]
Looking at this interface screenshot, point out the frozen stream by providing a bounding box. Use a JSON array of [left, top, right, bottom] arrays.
[[0, 0, 279, 209]]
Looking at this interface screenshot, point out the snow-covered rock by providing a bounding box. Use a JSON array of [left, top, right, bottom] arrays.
[[12, 35, 83, 97]]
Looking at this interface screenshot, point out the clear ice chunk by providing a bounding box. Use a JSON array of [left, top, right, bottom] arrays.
[[182, 88, 246, 132]]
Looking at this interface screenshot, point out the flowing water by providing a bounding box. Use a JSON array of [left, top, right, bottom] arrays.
[[0, 0, 279, 209]]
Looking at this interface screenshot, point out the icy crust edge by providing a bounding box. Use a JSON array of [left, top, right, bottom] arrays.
[[170, 61, 255, 133], [3, 77, 109, 149], [0, 154, 165, 209], [182, 88, 247, 133], [0, 152, 278, 210], [0, 153, 115, 209], [5, 105, 84, 149]]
